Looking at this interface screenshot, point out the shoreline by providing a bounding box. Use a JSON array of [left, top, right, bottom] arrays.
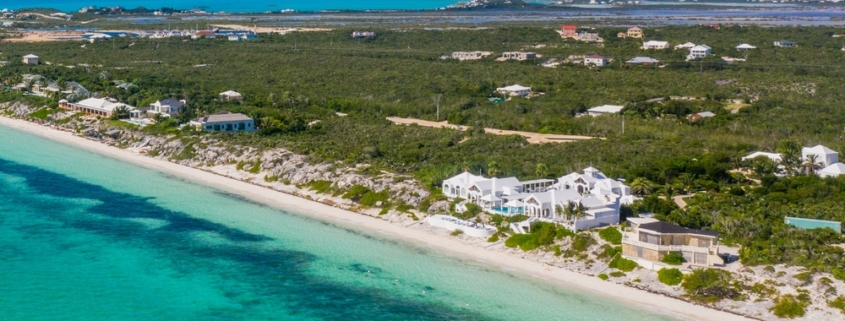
[[0, 116, 753, 321]]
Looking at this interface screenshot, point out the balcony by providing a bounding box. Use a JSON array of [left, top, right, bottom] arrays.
[[622, 235, 712, 254]]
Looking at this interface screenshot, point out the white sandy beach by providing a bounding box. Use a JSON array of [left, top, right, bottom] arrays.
[[0, 116, 753, 321]]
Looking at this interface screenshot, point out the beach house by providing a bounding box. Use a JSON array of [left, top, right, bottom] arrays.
[[587, 105, 625, 116], [674, 42, 696, 50], [496, 84, 531, 97], [736, 43, 757, 51], [149, 98, 186, 117], [189, 111, 256, 132], [450, 51, 492, 61], [60, 97, 135, 118], [622, 218, 724, 270], [741, 151, 783, 163], [22, 54, 38, 65], [641, 41, 669, 50], [351, 31, 376, 38], [219, 90, 243, 102], [584, 54, 608, 67], [627, 27, 643, 38], [560, 25, 578, 38]]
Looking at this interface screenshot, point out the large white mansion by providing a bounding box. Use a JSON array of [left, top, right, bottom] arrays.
[[442, 167, 636, 231]]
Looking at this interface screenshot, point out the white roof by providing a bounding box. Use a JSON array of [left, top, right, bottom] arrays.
[[741, 151, 782, 162], [736, 43, 757, 49], [696, 111, 716, 117], [674, 42, 696, 49], [819, 163, 845, 176], [498, 85, 531, 92], [220, 90, 242, 96], [72, 98, 133, 112], [691, 45, 711, 51], [588, 105, 624, 114], [643, 40, 668, 46], [803, 145, 838, 156], [23, 54, 38, 58], [627, 217, 659, 225]]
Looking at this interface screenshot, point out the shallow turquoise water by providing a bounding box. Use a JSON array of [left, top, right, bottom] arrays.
[[0, 124, 679, 320]]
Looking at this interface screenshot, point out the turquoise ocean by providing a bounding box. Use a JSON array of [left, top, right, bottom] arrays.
[[0, 123, 679, 320], [2, 0, 460, 12]]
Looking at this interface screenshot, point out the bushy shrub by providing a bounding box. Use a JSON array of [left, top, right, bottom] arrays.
[[598, 244, 622, 261], [598, 226, 622, 245], [598, 274, 609, 281], [658, 268, 684, 286], [770, 294, 807, 318], [450, 229, 464, 236], [661, 252, 685, 265], [681, 269, 742, 303], [487, 234, 499, 243], [571, 233, 596, 252], [609, 257, 638, 272], [829, 296, 845, 313], [609, 271, 626, 278]]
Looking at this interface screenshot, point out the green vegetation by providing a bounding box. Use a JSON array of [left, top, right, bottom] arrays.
[[598, 274, 609, 281], [29, 107, 57, 120], [658, 268, 684, 286], [608, 256, 638, 272], [793, 272, 814, 287], [661, 253, 685, 265], [248, 162, 261, 174], [504, 222, 562, 251], [598, 226, 622, 245], [450, 229, 464, 236], [609, 271, 626, 278], [487, 234, 499, 243], [770, 294, 808, 319], [304, 180, 334, 194], [829, 296, 845, 314], [681, 269, 743, 304]]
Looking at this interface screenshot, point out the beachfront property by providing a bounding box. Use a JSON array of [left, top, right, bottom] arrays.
[[219, 90, 243, 102], [736, 43, 757, 51], [441, 167, 634, 231], [641, 41, 669, 50], [351, 31, 376, 38], [148, 98, 186, 117], [501, 52, 537, 60], [587, 104, 625, 116], [496, 84, 531, 97], [774, 40, 796, 48], [59, 97, 135, 118], [189, 111, 256, 132], [740, 144, 845, 177], [686, 45, 712, 60], [626, 56, 659, 65], [622, 218, 724, 270], [584, 54, 608, 67], [449, 51, 492, 61], [627, 27, 643, 38]]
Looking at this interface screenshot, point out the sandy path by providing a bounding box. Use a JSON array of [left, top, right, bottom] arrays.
[[387, 117, 598, 144], [0, 116, 752, 321], [211, 24, 332, 34]]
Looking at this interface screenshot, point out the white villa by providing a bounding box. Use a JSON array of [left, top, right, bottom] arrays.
[[741, 144, 845, 177], [641, 41, 669, 50], [587, 104, 625, 116], [219, 90, 243, 101], [189, 111, 256, 132], [442, 167, 635, 231], [687, 45, 712, 60], [59, 98, 135, 118], [803, 145, 839, 168], [149, 98, 186, 117], [496, 84, 531, 97], [501, 52, 537, 60], [450, 51, 492, 60], [741, 151, 783, 163]]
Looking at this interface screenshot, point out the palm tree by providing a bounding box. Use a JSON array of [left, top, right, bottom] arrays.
[[487, 161, 500, 177], [678, 173, 696, 194], [629, 177, 655, 196], [535, 163, 549, 179], [460, 161, 470, 173], [562, 201, 588, 223], [802, 154, 824, 176], [777, 140, 802, 175]]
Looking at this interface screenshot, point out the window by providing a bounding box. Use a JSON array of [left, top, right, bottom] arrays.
[[238, 123, 245, 130], [206, 126, 212, 129], [699, 238, 711, 247], [226, 124, 233, 131], [635, 246, 644, 258], [214, 125, 220, 130]]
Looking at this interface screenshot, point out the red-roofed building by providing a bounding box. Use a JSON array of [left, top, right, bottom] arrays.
[[561, 25, 577, 38]]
